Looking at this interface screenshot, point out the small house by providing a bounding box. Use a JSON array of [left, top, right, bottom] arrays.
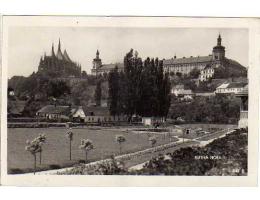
[[84, 106, 126, 123], [36, 105, 85, 122], [171, 84, 185, 96], [215, 82, 248, 94], [142, 117, 165, 126]]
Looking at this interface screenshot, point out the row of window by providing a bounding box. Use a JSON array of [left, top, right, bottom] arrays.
[[87, 116, 122, 122]]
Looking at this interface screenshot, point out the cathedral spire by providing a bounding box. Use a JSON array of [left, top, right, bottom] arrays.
[[58, 38, 61, 51], [51, 43, 55, 56], [56, 38, 64, 60]]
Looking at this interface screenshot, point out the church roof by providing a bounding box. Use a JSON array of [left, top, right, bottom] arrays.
[[63, 50, 71, 62], [163, 56, 212, 65], [56, 49, 64, 60]]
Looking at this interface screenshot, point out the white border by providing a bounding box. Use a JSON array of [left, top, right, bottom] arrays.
[[1, 16, 259, 186]]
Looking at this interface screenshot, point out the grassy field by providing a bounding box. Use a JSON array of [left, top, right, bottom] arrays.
[[8, 127, 176, 173]]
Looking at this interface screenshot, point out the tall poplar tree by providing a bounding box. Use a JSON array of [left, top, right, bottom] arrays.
[[108, 66, 119, 117], [94, 80, 102, 106]]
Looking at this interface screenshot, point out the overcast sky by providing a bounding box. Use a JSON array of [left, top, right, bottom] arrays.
[[8, 27, 248, 78]]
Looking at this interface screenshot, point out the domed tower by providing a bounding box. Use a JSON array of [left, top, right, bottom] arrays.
[[212, 34, 225, 61], [92, 49, 102, 69]]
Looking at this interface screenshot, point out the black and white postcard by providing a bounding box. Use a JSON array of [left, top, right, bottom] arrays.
[[0, 16, 259, 186]]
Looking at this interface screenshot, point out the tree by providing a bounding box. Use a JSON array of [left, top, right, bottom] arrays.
[[189, 68, 201, 78], [94, 80, 102, 106], [35, 134, 46, 165], [123, 49, 143, 118], [149, 136, 157, 148], [47, 80, 71, 98], [148, 136, 157, 159], [176, 72, 182, 77], [25, 138, 42, 174], [108, 49, 171, 120], [81, 70, 88, 78], [66, 129, 74, 160], [115, 135, 126, 154], [79, 139, 94, 163], [108, 67, 120, 117]]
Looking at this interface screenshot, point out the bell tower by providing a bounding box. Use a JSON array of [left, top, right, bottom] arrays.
[[92, 49, 102, 69], [212, 34, 225, 61]]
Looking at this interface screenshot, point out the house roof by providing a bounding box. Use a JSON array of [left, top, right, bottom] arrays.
[[163, 56, 212, 65], [84, 106, 110, 116], [37, 105, 85, 116], [37, 105, 71, 115], [70, 106, 83, 116], [216, 82, 230, 89], [226, 82, 248, 88], [217, 82, 247, 89]]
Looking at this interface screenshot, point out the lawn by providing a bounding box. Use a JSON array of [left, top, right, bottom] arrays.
[[8, 127, 175, 173]]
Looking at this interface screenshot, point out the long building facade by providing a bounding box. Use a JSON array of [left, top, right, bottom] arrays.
[[91, 35, 246, 80], [163, 34, 246, 81], [38, 39, 82, 77]]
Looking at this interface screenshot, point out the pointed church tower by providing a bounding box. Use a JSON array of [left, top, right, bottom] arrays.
[[212, 34, 225, 61], [92, 49, 102, 69], [51, 43, 55, 57], [58, 38, 61, 50], [96, 49, 100, 59], [56, 38, 64, 60]]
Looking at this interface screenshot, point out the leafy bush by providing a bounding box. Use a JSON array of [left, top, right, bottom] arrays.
[[169, 95, 240, 124]]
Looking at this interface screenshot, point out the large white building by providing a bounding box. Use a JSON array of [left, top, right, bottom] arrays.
[[91, 35, 246, 80]]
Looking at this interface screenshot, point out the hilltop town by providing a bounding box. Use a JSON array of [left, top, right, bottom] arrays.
[[8, 35, 247, 126], [6, 33, 249, 176]]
